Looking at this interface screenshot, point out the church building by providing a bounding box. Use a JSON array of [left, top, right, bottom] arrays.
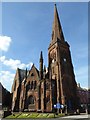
[[11, 4, 78, 112]]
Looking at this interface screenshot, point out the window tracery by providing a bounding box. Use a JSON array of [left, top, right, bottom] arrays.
[[26, 80, 37, 91]]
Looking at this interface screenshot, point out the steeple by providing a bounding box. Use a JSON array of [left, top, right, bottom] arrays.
[[51, 4, 64, 43]]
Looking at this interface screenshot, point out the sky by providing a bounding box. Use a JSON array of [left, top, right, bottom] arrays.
[[0, 2, 88, 92]]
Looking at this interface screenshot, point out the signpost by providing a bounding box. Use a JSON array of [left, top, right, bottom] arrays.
[[54, 103, 64, 114], [56, 103, 61, 109], [56, 103, 60, 114]]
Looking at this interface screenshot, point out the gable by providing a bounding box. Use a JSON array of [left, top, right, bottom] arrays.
[[27, 65, 39, 82], [11, 68, 26, 93]]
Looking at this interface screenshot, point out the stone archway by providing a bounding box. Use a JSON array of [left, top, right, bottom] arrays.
[[28, 95, 35, 111], [29, 95, 34, 104]]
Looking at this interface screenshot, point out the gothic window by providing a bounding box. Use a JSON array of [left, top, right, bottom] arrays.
[[51, 52, 56, 63], [33, 81, 37, 90], [27, 81, 30, 91], [31, 73, 34, 76], [27, 81, 36, 90], [53, 52, 56, 61], [28, 95, 34, 104], [31, 81, 33, 89], [46, 83, 49, 90]]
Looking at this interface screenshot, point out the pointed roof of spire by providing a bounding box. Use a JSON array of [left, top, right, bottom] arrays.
[[51, 4, 65, 43]]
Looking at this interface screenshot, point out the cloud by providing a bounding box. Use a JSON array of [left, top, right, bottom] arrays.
[[0, 35, 12, 52], [0, 70, 15, 92], [0, 56, 33, 91], [0, 56, 33, 70]]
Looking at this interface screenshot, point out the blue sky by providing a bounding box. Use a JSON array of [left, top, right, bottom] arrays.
[[0, 2, 88, 92]]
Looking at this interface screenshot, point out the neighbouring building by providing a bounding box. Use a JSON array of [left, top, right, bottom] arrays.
[[11, 4, 79, 113], [77, 83, 90, 113], [0, 82, 12, 111], [77, 83, 89, 105]]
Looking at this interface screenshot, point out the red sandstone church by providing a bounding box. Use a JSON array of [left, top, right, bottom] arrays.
[[11, 4, 79, 112]]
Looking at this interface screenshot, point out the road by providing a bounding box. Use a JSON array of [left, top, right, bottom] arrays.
[[1, 114, 90, 120]]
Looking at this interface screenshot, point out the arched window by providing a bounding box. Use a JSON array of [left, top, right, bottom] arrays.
[[28, 95, 34, 104], [31, 81, 33, 89], [31, 73, 34, 76], [33, 81, 37, 90], [46, 83, 49, 90], [27, 81, 30, 91]]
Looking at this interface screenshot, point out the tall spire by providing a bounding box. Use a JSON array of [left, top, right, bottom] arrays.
[[39, 51, 43, 80], [51, 4, 64, 43], [40, 51, 43, 60]]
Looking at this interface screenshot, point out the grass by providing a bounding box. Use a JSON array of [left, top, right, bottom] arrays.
[[27, 113, 39, 118], [17, 113, 29, 118], [47, 113, 55, 118], [37, 113, 49, 118], [6, 113, 21, 118], [5, 112, 65, 119], [58, 113, 65, 117]]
